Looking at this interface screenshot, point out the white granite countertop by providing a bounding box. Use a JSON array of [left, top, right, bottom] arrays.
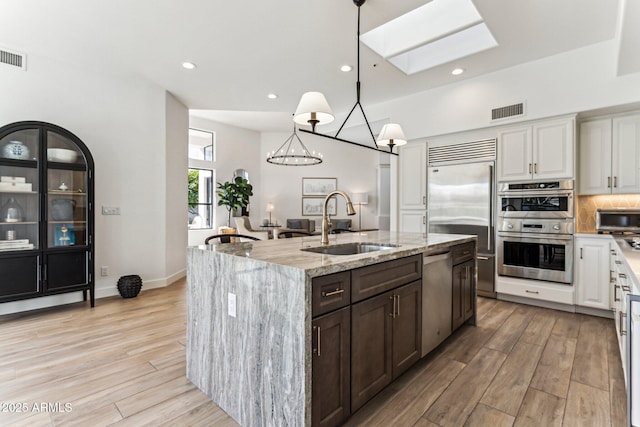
[[194, 231, 476, 278]]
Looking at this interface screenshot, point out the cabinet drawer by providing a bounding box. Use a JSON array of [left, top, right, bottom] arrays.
[[351, 255, 422, 303], [496, 278, 574, 305], [312, 271, 351, 317], [451, 242, 475, 265]]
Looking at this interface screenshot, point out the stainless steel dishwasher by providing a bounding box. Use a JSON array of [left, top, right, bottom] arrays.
[[422, 251, 453, 357]]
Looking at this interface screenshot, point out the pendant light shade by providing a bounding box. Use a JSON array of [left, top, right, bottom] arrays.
[[376, 123, 407, 151], [293, 91, 334, 132]]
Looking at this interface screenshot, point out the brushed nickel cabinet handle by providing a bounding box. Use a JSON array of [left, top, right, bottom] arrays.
[[396, 294, 400, 318], [614, 176, 617, 188], [608, 176, 611, 188], [525, 290, 539, 294], [423, 196, 426, 205], [616, 260, 622, 265], [423, 215, 426, 224], [321, 288, 344, 297], [619, 273, 627, 279], [534, 163, 538, 173], [389, 295, 395, 318], [611, 249, 617, 255], [614, 284, 620, 302], [528, 163, 532, 174], [619, 311, 627, 336], [313, 325, 321, 356], [622, 285, 632, 292], [580, 248, 583, 259]]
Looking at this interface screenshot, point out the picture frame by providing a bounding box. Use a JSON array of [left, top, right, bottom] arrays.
[[302, 177, 337, 196], [302, 197, 336, 216]]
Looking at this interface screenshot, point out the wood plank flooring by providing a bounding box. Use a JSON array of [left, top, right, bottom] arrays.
[[0, 279, 627, 426]]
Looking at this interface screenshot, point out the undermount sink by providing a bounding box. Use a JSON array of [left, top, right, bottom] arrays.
[[301, 242, 401, 255]]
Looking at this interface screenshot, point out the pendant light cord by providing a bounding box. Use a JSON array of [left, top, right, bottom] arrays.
[[334, 1, 376, 147]]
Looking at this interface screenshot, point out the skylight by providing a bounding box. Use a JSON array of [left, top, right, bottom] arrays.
[[360, 0, 498, 75]]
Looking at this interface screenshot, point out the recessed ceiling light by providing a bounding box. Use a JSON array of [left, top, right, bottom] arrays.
[[340, 65, 353, 72], [182, 62, 197, 70], [267, 93, 278, 99], [452, 68, 465, 75]]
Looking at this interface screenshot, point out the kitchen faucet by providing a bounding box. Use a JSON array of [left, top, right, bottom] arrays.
[[321, 190, 356, 244]]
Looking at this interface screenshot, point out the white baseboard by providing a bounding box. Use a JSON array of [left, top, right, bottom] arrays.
[[0, 269, 186, 316]]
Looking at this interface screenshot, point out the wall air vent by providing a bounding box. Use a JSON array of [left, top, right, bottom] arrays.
[[428, 138, 496, 166], [0, 47, 26, 70], [491, 102, 524, 121]]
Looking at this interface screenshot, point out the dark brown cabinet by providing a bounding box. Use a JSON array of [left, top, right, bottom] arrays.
[[312, 306, 351, 427], [351, 280, 422, 412], [312, 272, 351, 427], [451, 243, 476, 331], [0, 121, 94, 306]]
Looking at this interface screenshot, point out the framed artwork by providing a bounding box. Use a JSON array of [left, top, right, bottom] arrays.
[[302, 197, 336, 216], [302, 177, 337, 196]]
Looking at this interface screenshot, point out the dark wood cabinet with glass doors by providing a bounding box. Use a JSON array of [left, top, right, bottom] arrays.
[[0, 121, 94, 306]]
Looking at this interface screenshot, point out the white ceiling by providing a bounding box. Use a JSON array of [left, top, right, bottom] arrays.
[[0, 0, 629, 132]]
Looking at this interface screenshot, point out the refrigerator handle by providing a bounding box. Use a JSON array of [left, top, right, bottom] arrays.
[[488, 164, 494, 252]]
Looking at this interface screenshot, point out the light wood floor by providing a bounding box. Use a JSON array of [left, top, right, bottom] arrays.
[[0, 279, 627, 426]]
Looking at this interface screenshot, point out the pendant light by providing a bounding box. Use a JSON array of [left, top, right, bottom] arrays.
[[376, 123, 407, 152], [266, 122, 323, 166], [293, 92, 334, 132], [296, 0, 404, 155]]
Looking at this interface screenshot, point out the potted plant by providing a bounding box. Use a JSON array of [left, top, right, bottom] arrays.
[[216, 176, 253, 228]]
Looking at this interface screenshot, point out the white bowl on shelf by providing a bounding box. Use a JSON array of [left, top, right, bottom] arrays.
[[47, 148, 78, 163]]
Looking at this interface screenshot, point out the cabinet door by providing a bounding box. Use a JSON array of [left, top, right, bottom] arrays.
[[612, 114, 640, 194], [575, 237, 611, 310], [351, 292, 393, 412], [462, 260, 475, 322], [398, 141, 426, 210], [533, 118, 574, 180], [579, 119, 612, 195], [312, 307, 350, 427], [392, 280, 422, 379], [45, 250, 88, 291], [497, 126, 532, 181], [398, 210, 426, 234], [452, 263, 465, 330], [0, 254, 40, 300]]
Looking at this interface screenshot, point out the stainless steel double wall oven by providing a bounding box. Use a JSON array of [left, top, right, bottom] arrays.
[[497, 180, 575, 284]]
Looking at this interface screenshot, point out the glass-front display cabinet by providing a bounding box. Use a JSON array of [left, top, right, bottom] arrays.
[[0, 121, 94, 306]]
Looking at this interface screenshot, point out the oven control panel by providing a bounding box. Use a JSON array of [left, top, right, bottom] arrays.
[[499, 218, 574, 234]]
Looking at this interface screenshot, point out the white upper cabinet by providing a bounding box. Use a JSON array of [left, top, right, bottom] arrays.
[[398, 141, 427, 210], [579, 113, 640, 195], [497, 117, 574, 182]]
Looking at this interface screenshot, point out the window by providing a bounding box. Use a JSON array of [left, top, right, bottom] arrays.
[[189, 128, 215, 161], [188, 128, 215, 229], [188, 168, 213, 229]]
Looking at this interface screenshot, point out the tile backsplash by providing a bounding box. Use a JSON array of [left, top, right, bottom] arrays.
[[576, 194, 640, 232]]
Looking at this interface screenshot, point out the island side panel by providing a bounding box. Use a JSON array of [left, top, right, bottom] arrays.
[[186, 247, 310, 426]]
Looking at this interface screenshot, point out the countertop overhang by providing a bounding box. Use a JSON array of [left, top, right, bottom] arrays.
[[192, 231, 476, 277]]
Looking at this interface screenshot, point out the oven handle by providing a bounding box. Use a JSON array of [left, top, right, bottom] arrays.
[[498, 190, 574, 198], [497, 232, 573, 243]]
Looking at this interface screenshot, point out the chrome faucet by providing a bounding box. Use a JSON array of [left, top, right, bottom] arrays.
[[321, 190, 356, 244]]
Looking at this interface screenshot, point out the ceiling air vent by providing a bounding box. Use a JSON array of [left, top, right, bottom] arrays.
[[0, 47, 26, 70], [491, 102, 525, 121]]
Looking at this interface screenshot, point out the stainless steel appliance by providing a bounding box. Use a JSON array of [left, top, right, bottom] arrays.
[[597, 209, 640, 234], [422, 251, 452, 356], [497, 218, 574, 284], [498, 180, 574, 219], [428, 160, 496, 297]]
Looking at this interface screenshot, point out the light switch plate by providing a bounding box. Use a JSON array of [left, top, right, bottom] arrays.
[[102, 206, 120, 215], [228, 293, 237, 317]]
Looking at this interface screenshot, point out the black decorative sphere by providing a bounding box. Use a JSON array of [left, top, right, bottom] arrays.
[[117, 275, 143, 298]]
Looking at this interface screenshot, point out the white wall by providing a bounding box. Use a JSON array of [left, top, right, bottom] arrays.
[[259, 131, 381, 230], [165, 92, 189, 281], [368, 39, 640, 141], [187, 116, 262, 245], [0, 53, 187, 314]]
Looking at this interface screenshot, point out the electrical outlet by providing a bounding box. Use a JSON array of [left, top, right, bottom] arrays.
[[100, 266, 109, 276], [228, 293, 236, 318]]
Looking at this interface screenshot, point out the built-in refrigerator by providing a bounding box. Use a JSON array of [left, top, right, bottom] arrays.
[[428, 161, 496, 297]]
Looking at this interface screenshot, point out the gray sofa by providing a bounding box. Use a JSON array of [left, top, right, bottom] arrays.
[[285, 218, 316, 233]]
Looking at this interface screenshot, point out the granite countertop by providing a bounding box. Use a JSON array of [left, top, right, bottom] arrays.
[[193, 231, 475, 277]]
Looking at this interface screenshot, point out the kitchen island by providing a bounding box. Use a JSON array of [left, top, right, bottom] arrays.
[[186, 231, 476, 426]]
